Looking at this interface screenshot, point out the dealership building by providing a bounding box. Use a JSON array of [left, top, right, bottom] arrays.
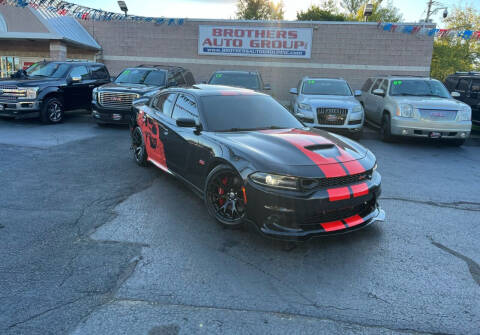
[[0, 5, 434, 102]]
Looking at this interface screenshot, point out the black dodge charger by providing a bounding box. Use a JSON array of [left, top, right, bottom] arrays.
[[130, 84, 384, 240]]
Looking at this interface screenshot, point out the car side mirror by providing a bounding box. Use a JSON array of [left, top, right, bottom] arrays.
[[264, 83, 271, 90], [354, 90, 362, 97], [289, 88, 298, 95], [176, 117, 197, 128], [372, 88, 385, 97], [451, 91, 460, 98]]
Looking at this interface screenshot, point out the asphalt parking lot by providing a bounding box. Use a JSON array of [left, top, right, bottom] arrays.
[[0, 113, 479, 335]]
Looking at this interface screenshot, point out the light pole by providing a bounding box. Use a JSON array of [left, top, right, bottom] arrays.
[[425, 0, 448, 23], [117, 1, 128, 17]]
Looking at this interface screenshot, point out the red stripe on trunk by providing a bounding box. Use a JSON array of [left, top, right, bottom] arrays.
[[343, 215, 364, 228], [327, 187, 350, 201], [321, 220, 346, 232], [351, 182, 369, 198]]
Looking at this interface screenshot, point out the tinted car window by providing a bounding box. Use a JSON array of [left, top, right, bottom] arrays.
[[456, 79, 470, 92], [361, 78, 373, 91], [183, 71, 195, 85], [301, 79, 352, 96], [144, 71, 166, 86], [26, 62, 70, 78], [154, 93, 176, 116], [172, 94, 198, 122], [471, 79, 480, 93], [445, 76, 458, 90], [200, 94, 303, 132], [172, 71, 186, 86], [91, 65, 109, 80], [208, 72, 260, 90], [370, 79, 382, 92], [389, 79, 450, 98], [70, 66, 90, 80]]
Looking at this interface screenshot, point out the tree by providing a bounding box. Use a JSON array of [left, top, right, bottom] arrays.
[[430, 5, 480, 81], [340, 0, 364, 16], [236, 0, 284, 20], [355, 0, 402, 22], [296, 2, 347, 22]]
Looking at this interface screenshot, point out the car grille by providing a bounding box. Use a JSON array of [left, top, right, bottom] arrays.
[[301, 198, 375, 227], [98, 92, 138, 109], [419, 109, 457, 121], [316, 108, 348, 125], [0, 85, 25, 102], [300, 170, 372, 191]]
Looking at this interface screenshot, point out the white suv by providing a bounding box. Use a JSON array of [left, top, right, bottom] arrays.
[[358, 76, 472, 145]]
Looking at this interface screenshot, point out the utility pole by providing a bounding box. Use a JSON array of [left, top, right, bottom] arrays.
[[425, 0, 433, 22]]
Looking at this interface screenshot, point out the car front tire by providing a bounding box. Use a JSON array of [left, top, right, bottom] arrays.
[[41, 97, 64, 124], [204, 164, 246, 229], [380, 113, 394, 142], [131, 126, 148, 166]]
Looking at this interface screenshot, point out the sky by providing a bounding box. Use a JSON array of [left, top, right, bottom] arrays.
[[69, 0, 479, 26]]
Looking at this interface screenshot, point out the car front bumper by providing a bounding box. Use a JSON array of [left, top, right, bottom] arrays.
[[91, 101, 131, 124], [390, 117, 471, 139], [296, 107, 364, 132], [244, 171, 383, 241], [0, 100, 41, 119]]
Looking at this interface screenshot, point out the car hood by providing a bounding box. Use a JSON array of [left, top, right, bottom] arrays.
[[392, 96, 468, 110], [211, 128, 370, 177], [0, 77, 62, 87], [98, 82, 164, 94], [301, 95, 360, 109]]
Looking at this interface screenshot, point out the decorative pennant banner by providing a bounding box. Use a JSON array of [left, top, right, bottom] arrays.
[[2, 0, 186, 26], [377, 22, 480, 42]]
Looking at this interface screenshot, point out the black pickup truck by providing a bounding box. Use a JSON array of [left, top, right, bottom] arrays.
[[0, 61, 110, 123], [92, 65, 195, 125]]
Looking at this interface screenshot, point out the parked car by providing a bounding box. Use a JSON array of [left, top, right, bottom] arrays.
[[129, 84, 384, 240], [207, 70, 271, 93], [0, 61, 110, 123], [92, 65, 195, 125], [358, 76, 472, 145], [444, 71, 480, 125], [289, 77, 364, 139]]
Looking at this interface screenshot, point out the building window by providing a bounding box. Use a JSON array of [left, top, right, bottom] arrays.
[[0, 13, 7, 32], [0, 57, 20, 78]]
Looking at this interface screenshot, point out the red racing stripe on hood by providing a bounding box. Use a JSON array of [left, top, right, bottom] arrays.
[[327, 187, 351, 201], [351, 182, 369, 198]]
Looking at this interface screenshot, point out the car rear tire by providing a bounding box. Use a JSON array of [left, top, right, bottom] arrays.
[[131, 126, 148, 166], [41, 97, 64, 124], [350, 128, 363, 141], [380, 114, 393, 142], [205, 164, 246, 228]]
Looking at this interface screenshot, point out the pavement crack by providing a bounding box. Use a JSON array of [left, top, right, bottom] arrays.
[[429, 237, 480, 287], [6, 295, 87, 330], [381, 197, 480, 212]]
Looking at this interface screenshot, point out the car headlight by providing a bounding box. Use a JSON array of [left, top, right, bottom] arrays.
[[20, 87, 39, 99], [457, 106, 471, 121], [373, 162, 377, 172], [250, 172, 299, 190], [298, 103, 312, 111], [396, 104, 416, 118], [352, 105, 363, 114]]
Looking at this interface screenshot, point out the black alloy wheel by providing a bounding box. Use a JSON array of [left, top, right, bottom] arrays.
[[131, 126, 148, 166], [205, 165, 246, 228], [41, 97, 64, 124], [380, 113, 393, 142]]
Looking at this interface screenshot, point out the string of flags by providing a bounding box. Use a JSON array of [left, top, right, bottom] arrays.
[[377, 22, 480, 41], [1, 0, 186, 25]]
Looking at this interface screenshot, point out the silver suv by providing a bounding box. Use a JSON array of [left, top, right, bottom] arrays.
[[289, 77, 364, 139], [358, 76, 472, 145]]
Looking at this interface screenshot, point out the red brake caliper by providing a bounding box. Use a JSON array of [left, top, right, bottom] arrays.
[[218, 177, 228, 206]]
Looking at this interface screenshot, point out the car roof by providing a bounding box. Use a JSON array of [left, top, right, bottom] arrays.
[[43, 61, 104, 66], [302, 77, 346, 81], [135, 64, 186, 71], [166, 84, 265, 97], [212, 70, 259, 75], [374, 75, 431, 80]]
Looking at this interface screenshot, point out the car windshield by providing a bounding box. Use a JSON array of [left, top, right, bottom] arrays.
[[115, 69, 166, 86], [200, 94, 303, 132], [208, 73, 260, 90], [25, 62, 70, 78], [389, 79, 450, 98], [301, 79, 352, 96]]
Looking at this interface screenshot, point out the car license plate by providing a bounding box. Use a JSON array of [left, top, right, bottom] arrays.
[[326, 114, 338, 122], [429, 131, 442, 138]]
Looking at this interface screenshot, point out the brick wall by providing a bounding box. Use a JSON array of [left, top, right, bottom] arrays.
[[80, 19, 434, 102]]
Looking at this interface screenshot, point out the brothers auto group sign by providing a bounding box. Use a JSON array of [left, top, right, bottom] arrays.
[[198, 25, 312, 59]]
